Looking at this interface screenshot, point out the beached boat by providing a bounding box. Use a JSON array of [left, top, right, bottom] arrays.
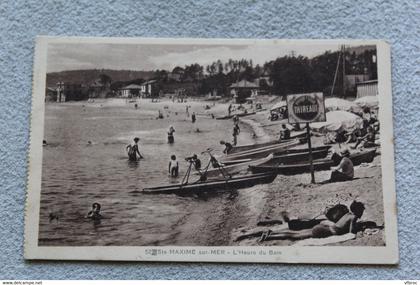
[[222, 145, 331, 166], [229, 131, 307, 154], [142, 172, 277, 194], [272, 148, 330, 164], [215, 112, 256, 120], [249, 149, 376, 175], [222, 139, 300, 162], [202, 154, 274, 178]]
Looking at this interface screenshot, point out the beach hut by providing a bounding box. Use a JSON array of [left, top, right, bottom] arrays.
[[311, 110, 363, 133], [269, 101, 288, 121], [355, 96, 379, 110], [324, 97, 362, 114]]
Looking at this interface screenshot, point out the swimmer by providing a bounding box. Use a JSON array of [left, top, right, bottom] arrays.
[[43, 140, 48, 146], [86, 202, 102, 220]]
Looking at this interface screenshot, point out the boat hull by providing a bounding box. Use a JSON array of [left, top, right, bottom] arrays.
[[250, 149, 376, 175], [142, 172, 277, 194], [223, 139, 300, 162], [204, 154, 274, 178]]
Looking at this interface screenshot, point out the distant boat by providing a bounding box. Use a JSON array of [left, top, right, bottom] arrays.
[[249, 149, 376, 175], [215, 112, 256, 120], [142, 172, 277, 194]]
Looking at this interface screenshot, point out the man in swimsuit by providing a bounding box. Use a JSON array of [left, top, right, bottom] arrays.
[[220, 140, 233, 154], [330, 149, 354, 182], [126, 137, 143, 161]]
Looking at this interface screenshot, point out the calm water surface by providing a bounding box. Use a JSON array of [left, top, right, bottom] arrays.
[[38, 100, 263, 246]]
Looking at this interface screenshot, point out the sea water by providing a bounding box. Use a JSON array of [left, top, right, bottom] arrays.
[[38, 100, 264, 246]]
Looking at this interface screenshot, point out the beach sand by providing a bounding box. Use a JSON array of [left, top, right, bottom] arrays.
[[226, 104, 385, 247]]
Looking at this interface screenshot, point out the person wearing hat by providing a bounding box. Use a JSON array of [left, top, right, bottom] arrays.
[[330, 148, 354, 182], [126, 137, 143, 161]]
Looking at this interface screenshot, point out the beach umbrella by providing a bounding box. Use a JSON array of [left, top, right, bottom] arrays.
[[355, 96, 379, 110], [324, 97, 362, 113], [311, 110, 363, 133]]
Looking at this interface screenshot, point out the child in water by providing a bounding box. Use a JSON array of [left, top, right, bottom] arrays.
[[86, 203, 102, 220], [168, 155, 179, 177]]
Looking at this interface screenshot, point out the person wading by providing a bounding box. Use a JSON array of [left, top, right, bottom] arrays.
[[168, 155, 179, 177], [126, 137, 143, 161], [167, 125, 175, 144]]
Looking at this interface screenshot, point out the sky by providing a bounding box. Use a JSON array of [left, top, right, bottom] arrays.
[[46, 41, 344, 73]]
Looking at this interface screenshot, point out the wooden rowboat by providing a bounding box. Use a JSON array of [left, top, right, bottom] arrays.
[[229, 131, 307, 154], [142, 172, 277, 194], [202, 154, 274, 178], [272, 148, 330, 164], [249, 149, 376, 175], [222, 139, 300, 162], [222, 146, 331, 166]]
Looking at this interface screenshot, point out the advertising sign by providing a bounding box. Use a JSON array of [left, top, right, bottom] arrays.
[[287, 92, 326, 124]]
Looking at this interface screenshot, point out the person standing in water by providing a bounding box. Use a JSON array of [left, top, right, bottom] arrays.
[[191, 112, 196, 123], [168, 155, 179, 177], [232, 124, 240, 146], [167, 125, 175, 144], [126, 137, 143, 161]]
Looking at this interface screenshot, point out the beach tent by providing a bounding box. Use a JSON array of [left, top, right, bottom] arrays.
[[324, 97, 362, 114], [270, 100, 287, 111], [354, 96, 379, 110], [270, 101, 288, 120], [311, 110, 363, 133]]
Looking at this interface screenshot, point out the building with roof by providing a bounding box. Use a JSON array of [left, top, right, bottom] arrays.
[[356, 80, 378, 98], [140, 80, 160, 98], [119, 84, 142, 98], [230, 79, 260, 103]]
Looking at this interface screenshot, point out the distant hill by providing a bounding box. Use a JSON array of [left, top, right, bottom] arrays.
[[46, 69, 155, 87]]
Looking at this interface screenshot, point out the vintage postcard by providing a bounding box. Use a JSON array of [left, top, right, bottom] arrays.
[[25, 37, 398, 264]]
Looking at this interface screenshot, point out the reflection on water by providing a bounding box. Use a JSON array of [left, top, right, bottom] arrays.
[[39, 101, 258, 246]]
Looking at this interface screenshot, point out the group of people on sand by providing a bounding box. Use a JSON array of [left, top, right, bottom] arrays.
[[326, 107, 379, 149]]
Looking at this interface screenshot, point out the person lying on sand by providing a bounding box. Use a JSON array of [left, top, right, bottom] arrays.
[[260, 201, 365, 241]]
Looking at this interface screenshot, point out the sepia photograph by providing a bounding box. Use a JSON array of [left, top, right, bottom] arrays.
[[25, 37, 398, 263]]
